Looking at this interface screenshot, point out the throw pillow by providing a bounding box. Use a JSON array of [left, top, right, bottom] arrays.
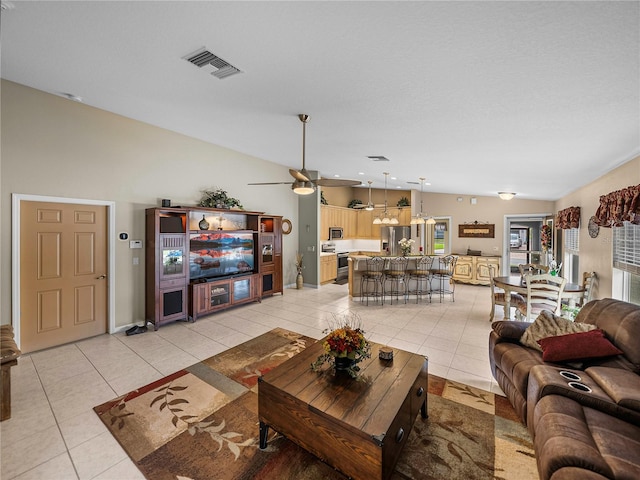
[[519, 310, 596, 352], [537, 329, 623, 362]]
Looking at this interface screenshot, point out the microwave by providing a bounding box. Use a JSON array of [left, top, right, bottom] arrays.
[[329, 227, 343, 240]]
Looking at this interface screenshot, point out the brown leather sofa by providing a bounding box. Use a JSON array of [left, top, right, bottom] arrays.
[[489, 298, 640, 480]]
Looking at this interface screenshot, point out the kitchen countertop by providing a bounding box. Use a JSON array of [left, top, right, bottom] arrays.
[[320, 252, 337, 257]]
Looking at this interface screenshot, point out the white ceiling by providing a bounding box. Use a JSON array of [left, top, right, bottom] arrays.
[[1, 1, 638, 200]]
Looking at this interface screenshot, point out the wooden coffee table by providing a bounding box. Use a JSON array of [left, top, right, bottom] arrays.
[[258, 340, 428, 480]]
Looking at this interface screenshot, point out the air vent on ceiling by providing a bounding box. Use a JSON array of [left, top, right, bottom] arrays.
[[367, 156, 390, 162], [183, 48, 242, 80]]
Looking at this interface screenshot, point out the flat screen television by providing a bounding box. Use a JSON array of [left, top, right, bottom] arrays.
[[189, 231, 255, 280]]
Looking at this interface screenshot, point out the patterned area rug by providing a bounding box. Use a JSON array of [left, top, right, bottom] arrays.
[[94, 328, 537, 480]]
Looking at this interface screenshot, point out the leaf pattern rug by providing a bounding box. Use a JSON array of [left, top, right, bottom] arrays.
[[94, 328, 537, 480]]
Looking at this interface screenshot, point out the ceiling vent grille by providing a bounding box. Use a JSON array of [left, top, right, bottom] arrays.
[[183, 48, 242, 80], [367, 156, 390, 162]]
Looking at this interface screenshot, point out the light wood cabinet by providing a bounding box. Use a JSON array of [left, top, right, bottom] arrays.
[[453, 255, 500, 285], [320, 254, 337, 284], [320, 205, 357, 239]]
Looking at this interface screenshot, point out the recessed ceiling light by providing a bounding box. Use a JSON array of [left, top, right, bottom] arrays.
[[334, 174, 340, 178], [358, 172, 365, 175]]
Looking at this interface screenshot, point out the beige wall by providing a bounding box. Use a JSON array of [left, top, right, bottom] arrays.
[[3, 79, 638, 330], [555, 155, 640, 299], [1, 80, 299, 328]]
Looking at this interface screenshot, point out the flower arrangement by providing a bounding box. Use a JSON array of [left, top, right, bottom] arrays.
[[398, 237, 415, 256], [549, 257, 563, 276], [310, 312, 371, 378], [540, 224, 552, 252]]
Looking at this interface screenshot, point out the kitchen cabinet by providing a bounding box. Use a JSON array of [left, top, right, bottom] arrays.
[[320, 253, 337, 284], [320, 205, 357, 239]]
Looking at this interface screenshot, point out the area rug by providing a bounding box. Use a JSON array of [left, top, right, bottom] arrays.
[[94, 328, 537, 480]]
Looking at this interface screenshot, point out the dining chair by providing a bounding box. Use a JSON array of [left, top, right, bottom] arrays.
[[518, 263, 550, 277], [516, 273, 567, 322], [581, 272, 597, 305], [430, 255, 457, 302], [360, 256, 385, 305], [407, 255, 434, 304], [383, 256, 408, 305], [488, 264, 525, 322]]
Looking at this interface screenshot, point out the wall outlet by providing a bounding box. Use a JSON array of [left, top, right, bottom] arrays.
[[133, 257, 139, 265]]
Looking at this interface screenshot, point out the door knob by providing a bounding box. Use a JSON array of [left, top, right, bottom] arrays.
[[96, 274, 107, 279]]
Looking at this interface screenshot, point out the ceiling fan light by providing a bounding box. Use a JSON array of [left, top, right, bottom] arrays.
[[292, 181, 315, 195], [365, 205, 374, 211], [498, 192, 516, 200]]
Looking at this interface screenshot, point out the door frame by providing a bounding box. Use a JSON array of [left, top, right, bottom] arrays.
[[503, 213, 552, 276], [11, 193, 116, 349]]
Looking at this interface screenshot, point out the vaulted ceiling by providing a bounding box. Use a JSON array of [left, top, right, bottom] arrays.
[[1, 1, 638, 199]]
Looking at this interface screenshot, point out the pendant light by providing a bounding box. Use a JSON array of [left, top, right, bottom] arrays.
[[410, 177, 427, 225], [373, 173, 392, 224], [365, 181, 374, 211]]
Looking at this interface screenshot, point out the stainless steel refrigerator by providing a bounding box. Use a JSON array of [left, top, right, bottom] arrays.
[[381, 226, 411, 256]]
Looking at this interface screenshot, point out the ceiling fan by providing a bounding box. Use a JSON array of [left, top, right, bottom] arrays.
[[248, 114, 361, 195]]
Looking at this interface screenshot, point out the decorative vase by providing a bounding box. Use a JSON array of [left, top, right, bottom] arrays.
[[334, 356, 355, 372], [296, 273, 303, 289], [199, 215, 210, 230]]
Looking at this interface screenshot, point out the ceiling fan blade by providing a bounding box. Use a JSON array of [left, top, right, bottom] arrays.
[[289, 168, 310, 182], [314, 178, 362, 187], [248, 182, 293, 185]]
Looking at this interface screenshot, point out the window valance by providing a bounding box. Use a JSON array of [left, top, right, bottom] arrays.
[[594, 184, 640, 227], [556, 206, 581, 229]]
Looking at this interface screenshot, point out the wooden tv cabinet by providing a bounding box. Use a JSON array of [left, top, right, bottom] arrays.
[[145, 207, 282, 329]]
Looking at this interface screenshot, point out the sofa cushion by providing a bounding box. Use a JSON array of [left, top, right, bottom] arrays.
[[520, 310, 596, 352], [586, 366, 640, 413], [537, 330, 623, 363], [576, 298, 640, 370]]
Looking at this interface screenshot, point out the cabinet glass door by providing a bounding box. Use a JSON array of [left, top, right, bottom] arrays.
[[233, 278, 251, 302], [209, 284, 230, 307], [162, 248, 184, 276], [261, 234, 275, 263]]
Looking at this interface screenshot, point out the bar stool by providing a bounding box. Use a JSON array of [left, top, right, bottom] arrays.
[[383, 256, 408, 305], [430, 255, 457, 302], [407, 256, 434, 303], [360, 257, 385, 305]]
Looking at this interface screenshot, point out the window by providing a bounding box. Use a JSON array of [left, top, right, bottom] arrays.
[[612, 222, 640, 305], [563, 228, 579, 284]]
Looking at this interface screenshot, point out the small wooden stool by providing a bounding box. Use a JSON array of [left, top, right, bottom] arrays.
[[1, 325, 21, 421]]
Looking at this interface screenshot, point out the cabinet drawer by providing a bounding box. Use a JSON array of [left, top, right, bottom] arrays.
[[160, 278, 188, 289]]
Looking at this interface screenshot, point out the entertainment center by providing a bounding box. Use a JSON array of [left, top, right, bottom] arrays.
[[145, 207, 283, 330]]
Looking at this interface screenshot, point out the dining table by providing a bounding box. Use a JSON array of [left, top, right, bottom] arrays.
[[493, 275, 585, 320]]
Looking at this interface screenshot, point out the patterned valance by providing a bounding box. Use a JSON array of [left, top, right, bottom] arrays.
[[555, 206, 581, 229], [594, 184, 640, 227]]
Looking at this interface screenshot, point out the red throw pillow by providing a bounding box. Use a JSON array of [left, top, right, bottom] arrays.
[[537, 329, 623, 362]]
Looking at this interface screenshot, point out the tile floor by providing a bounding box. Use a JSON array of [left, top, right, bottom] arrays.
[[1, 282, 506, 479]]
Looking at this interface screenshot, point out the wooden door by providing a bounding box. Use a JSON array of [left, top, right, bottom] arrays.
[[20, 201, 108, 353]]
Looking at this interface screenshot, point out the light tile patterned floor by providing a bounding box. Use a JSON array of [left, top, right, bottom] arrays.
[[1, 282, 506, 479]]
